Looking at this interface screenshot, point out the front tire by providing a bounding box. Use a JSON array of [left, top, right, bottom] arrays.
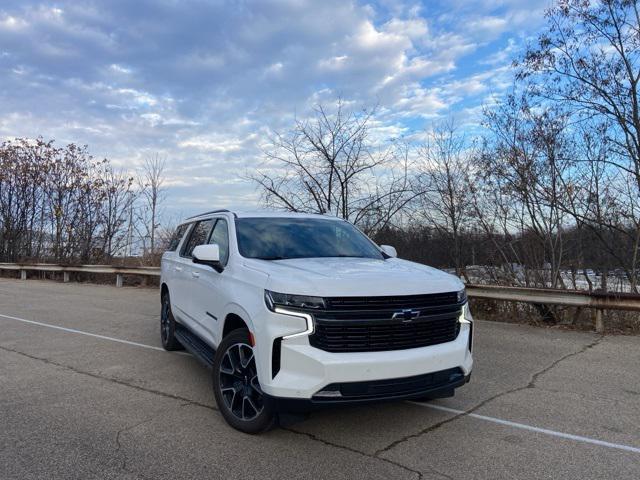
[[212, 328, 276, 433], [160, 291, 183, 351]]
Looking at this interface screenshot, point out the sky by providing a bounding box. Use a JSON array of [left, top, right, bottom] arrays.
[[0, 0, 553, 220]]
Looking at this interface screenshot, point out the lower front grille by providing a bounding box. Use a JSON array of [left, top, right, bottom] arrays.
[[314, 367, 465, 400]]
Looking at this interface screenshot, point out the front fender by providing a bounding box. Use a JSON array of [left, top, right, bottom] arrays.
[[221, 302, 256, 335]]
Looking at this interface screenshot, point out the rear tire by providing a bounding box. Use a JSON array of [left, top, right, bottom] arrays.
[[160, 291, 183, 351], [212, 328, 276, 433]]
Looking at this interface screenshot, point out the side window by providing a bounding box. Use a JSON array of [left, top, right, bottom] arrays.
[[208, 218, 230, 266], [181, 219, 214, 258], [167, 224, 189, 251]]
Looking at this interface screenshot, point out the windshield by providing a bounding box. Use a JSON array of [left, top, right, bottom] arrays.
[[235, 217, 384, 260]]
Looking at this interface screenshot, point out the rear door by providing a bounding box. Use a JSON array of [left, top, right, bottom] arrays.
[[189, 217, 231, 347], [162, 222, 192, 321]]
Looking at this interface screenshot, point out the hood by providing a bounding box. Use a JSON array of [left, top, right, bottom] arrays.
[[244, 257, 463, 297]]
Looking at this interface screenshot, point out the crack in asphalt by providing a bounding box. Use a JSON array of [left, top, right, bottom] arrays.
[[281, 426, 424, 480], [111, 412, 187, 480], [373, 334, 606, 459], [114, 416, 157, 474], [526, 335, 605, 389], [0, 344, 424, 478], [0, 344, 217, 412], [0, 334, 608, 480], [0, 344, 215, 479]]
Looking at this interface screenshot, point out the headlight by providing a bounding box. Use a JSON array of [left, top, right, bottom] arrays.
[[265, 290, 325, 311], [457, 288, 467, 304]]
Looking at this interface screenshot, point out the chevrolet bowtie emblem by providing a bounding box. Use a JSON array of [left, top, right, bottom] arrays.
[[392, 309, 420, 322]]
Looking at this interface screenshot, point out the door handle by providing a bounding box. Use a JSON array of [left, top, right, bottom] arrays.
[[191, 271, 200, 278], [175, 266, 183, 272]]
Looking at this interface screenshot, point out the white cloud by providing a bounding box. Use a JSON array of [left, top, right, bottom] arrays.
[[318, 55, 349, 71], [466, 15, 508, 37], [0, 14, 28, 30], [109, 63, 132, 74], [178, 135, 249, 153], [383, 17, 429, 40], [0, 0, 549, 216]]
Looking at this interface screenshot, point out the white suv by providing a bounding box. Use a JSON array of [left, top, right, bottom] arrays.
[[160, 210, 473, 433]]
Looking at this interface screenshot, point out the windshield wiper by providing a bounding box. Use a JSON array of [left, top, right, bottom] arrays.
[[254, 256, 287, 260]]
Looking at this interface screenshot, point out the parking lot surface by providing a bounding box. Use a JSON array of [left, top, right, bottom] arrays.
[[1, 278, 639, 479]]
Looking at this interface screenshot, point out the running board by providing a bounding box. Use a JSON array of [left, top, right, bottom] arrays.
[[175, 324, 215, 369]]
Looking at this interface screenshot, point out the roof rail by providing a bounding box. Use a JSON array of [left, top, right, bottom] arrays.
[[186, 209, 235, 220]]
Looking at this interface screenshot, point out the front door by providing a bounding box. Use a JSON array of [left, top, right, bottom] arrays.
[[176, 218, 214, 340], [189, 217, 230, 347]]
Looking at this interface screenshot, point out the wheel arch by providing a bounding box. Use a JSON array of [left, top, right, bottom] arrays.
[[221, 304, 255, 338], [222, 313, 248, 338]]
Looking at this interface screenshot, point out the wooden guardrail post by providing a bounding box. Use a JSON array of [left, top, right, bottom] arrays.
[[594, 309, 604, 333]]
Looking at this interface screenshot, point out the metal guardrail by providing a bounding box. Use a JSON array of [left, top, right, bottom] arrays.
[[467, 284, 640, 332], [467, 284, 640, 311], [0, 262, 160, 287], [1, 263, 638, 332]]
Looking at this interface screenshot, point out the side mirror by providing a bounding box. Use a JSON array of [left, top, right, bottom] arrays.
[[192, 244, 223, 271], [380, 245, 397, 258]]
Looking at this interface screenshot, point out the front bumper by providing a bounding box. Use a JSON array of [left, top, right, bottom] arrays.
[[265, 368, 471, 412], [255, 306, 474, 400]]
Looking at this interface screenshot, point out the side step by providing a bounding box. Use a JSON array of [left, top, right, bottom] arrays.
[[174, 324, 215, 369]]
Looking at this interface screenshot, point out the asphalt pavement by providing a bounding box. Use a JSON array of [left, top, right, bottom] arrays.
[[0, 278, 638, 479]]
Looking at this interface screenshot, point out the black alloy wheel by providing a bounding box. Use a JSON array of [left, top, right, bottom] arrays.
[[160, 292, 183, 351], [219, 343, 263, 420], [212, 328, 276, 433]]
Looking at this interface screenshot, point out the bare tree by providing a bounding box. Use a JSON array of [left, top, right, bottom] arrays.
[[353, 143, 418, 233], [473, 94, 572, 289], [0, 138, 48, 261], [99, 164, 136, 258], [556, 123, 640, 291], [0, 138, 145, 264], [252, 100, 413, 233], [414, 120, 475, 277], [43, 142, 98, 261], [518, 0, 640, 290], [519, 0, 640, 180], [137, 155, 166, 255]]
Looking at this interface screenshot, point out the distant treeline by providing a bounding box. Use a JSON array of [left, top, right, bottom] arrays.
[[373, 226, 635, 288], [0, 138, 168, 264]]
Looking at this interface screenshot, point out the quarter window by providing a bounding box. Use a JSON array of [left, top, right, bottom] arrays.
[[209, 219, 230, 266], [167, 223, 190, 251]]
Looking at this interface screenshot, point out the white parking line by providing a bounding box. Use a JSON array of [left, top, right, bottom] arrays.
[[409, 403, 640, 454], [0, 312, 169, 352], [2, 311, 639, 455]]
